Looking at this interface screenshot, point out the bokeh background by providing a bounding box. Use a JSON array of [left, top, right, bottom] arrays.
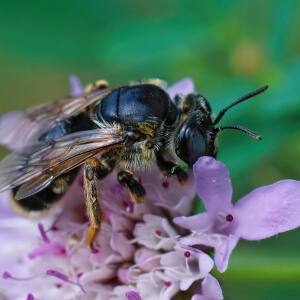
[[0, 1, 300, 299]]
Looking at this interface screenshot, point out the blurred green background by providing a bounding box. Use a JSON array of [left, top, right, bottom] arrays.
[[0, 1, 300, 299]]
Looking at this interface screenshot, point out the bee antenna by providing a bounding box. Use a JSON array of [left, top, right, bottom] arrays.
[[213, 85, 268, 125], [216, 125, 262, 140]]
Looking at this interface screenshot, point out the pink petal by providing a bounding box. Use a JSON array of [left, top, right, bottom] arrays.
[[234, 179, 300, 240], [110, 213, 134, 232], [134, 248, 160, 271], [134, 214, 177, 251], [167, 77, 195, 100], [117, 267, 130, 284], [193, 157, 232, 212], [137, 273, 179, 300], [140, 166, 195, 217], [110, 232, 135, 260]]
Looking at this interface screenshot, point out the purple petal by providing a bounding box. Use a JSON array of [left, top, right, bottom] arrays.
[[0, 111, 38, 151], [214, 234, 239, 273], [234, 179, 300, 240], [191, 274, 223, 300], [201, 274, 223, 299], [174, 212, 212, 231], [126, 291, 142, 300], [161, 245, 214, 291], [193, 157, 233, 212], [167, 77, 195, 100], [69, 75, 84, 96]]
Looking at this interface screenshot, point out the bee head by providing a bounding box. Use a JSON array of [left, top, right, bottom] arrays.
[[174, 86, 268, 166]]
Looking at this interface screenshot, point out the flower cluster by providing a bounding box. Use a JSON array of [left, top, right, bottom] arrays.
[[1, 77, 300, 300], [0, 160, 220, 299]]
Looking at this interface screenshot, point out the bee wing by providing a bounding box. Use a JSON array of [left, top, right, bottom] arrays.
[[0, 128, 127, 200], [0, 86, 125, 152]]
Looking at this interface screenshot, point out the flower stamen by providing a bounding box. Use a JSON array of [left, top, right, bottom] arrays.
[[3, 271, 36, 281], [46, 269, 86, 294], [38, 223, 50, 243], [125, 291, 142, 300]]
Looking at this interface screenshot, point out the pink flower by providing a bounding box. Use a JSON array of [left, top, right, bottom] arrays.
[[0, 166, 215, 299], [0, 77, 217, 300], [175, 156, 300, 272]]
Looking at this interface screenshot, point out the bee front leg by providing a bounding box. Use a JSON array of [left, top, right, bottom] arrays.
[[84, 156, 114, 248], [118, 170, 146, 204], [156, 153, 188, 185]]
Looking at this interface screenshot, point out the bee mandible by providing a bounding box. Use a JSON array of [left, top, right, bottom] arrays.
[[0, 78, 268, 247]]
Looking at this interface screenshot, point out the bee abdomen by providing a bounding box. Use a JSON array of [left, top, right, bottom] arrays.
[[11, 167, 80, 214]]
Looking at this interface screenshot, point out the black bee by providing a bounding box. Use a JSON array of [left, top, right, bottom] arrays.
[[0, 78, 267, 247]]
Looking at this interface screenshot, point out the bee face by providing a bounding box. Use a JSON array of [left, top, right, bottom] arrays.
[[0, 78, 267, 247], [173, 93, 216, 166]]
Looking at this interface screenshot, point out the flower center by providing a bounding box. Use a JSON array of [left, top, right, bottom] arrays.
[[164, 281, 171, 287], [226, 214, 234, 222], [162, 181, 169, 189], [184, 251, 191, 258]]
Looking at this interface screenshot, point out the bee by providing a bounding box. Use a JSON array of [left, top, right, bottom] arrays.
[[0, 78, 268, 247]]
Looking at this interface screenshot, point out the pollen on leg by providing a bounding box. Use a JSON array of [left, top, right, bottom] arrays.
[[86, 226, 100, 249]]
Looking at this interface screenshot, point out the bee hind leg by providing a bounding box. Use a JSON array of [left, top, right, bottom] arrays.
[[117, 170, 146, 204], [156, 153, 188, 185], [84, 156, 114, 248]]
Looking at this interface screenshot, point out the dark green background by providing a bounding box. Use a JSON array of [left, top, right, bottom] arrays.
[[1, 1, 300, 299]]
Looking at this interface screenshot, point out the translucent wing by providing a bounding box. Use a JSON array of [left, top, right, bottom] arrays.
[[0, 86, 125, 152], [0, 128, 127, 200]]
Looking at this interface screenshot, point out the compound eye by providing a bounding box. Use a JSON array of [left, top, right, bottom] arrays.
[[185, 128, 206, 165], [175, 125, 206, 166]]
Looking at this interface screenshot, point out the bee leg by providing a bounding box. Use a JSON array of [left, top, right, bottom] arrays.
[[85, 80, 109, 93], [118, 170, 146, 204], [156, 154, 188, 185], [84, 156, 114, 248]]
